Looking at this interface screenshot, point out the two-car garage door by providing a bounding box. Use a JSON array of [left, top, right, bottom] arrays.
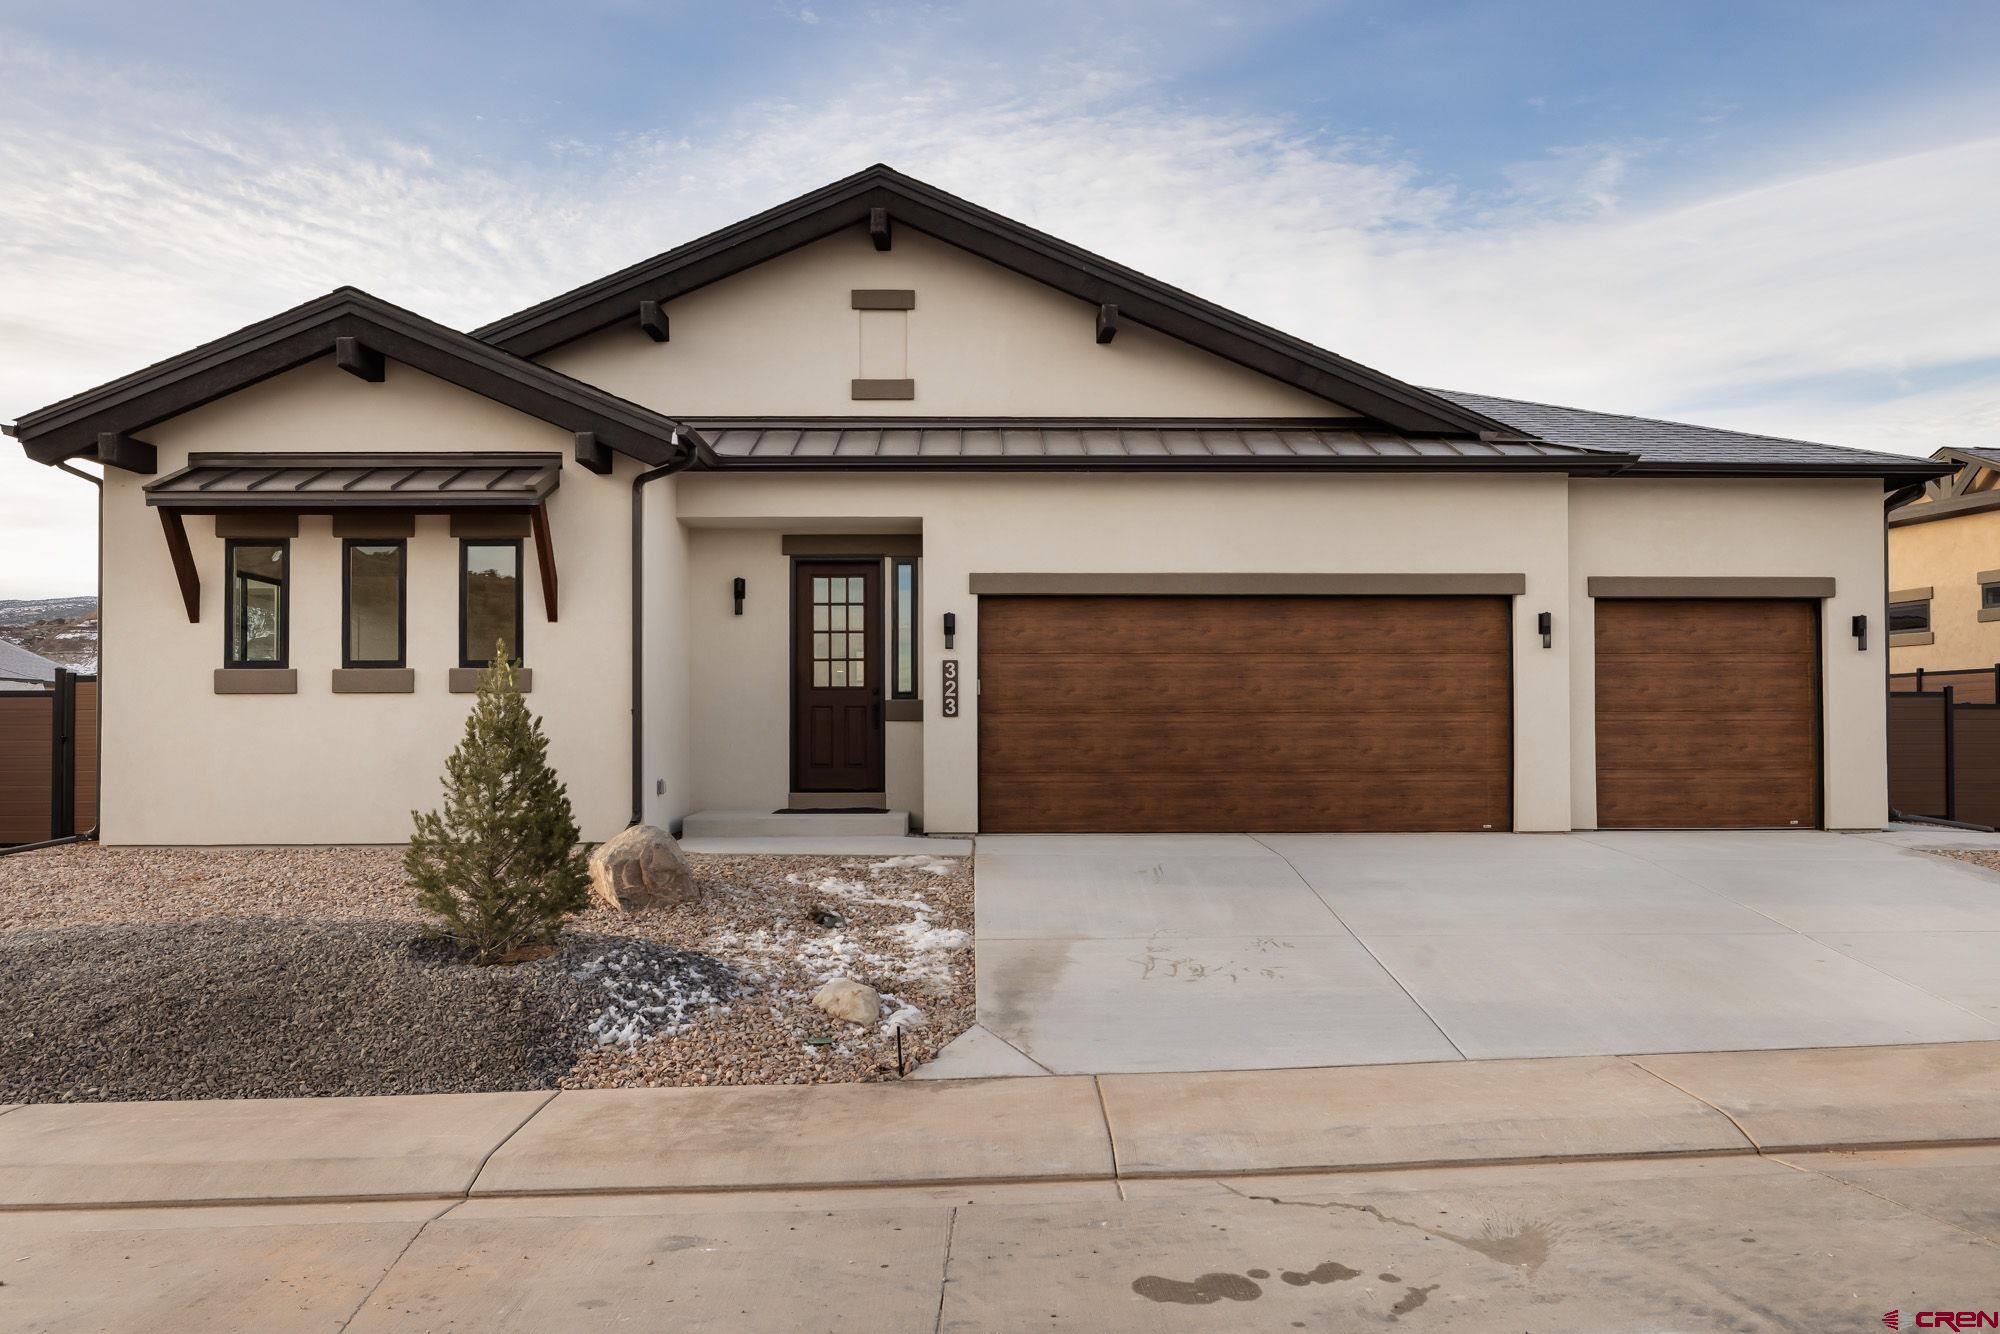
[[977, 594, 1823, 833], [978, 596, 1513, 833]]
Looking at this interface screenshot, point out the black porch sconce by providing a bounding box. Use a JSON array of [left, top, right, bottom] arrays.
[[1537, 611, 1553, 649], [732, 577, 746, 616], [1852, 613, 1867, 651], [943, 611, 957, 649]]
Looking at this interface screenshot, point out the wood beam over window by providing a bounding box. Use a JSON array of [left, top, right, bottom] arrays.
[[530, 502, 558, 623], [334, 336, 386, 382], [638, 300, 669, 343], [159, 509, 200, 623]]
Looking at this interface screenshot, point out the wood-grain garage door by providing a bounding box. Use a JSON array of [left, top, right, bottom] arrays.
[[1594, 599, 1820, 828], [977, 596, 1512, 833]]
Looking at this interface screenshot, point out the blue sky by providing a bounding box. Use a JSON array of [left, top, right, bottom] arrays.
[[3, 1, 1998, 596]]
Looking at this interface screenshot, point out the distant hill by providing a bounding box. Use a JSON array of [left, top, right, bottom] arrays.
[[0, 597, 97, 672]]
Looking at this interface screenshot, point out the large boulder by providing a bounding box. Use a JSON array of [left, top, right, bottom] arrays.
[[588, 824, 700, 913], [812, 977, 881, 1026]]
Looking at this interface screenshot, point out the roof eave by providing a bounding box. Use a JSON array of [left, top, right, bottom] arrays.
[[10, 290, 699, 472]]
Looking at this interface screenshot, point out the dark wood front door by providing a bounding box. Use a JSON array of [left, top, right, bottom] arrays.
[[1594, 598, 1821, 828], [977, 595, 1513, 832], [793, 560, 885, 793]]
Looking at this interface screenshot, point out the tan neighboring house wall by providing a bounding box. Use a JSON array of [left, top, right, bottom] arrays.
[[1887, 504, 2000, 672]]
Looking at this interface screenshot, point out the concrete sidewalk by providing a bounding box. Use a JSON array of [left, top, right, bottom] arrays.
[[2, 1040, 1997, 1210]]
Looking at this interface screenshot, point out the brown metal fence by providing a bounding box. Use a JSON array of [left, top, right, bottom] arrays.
[[0, 670, 97, 846], [1889, 666, 2000, 704]]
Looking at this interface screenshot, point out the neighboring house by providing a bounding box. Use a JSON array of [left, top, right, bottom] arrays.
[[1887, 448, 2000, 679], [3, 166, 1943, 844], [0, 639, 60, 692]]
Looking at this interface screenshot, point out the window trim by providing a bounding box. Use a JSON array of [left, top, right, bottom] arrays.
[[890, 554, 920, 700], [341, 538, 408, 669], [223, 537, 290, 669], [1888, 598, 1932, 634], [458, 537, 525, 668]]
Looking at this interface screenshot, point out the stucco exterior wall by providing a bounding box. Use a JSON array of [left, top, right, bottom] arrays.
[[537, 225, 1350, 419], [673, 473, 1889, 834], [1887, 509, 2000, 672], [674, 472, 1578, 834], [1566, 477, 1888, 830], [102, 359, 637, 844]]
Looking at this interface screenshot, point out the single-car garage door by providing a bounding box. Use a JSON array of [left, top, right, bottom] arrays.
[[977, 596, 1512, 833], [1594, 599, 1820, 828]]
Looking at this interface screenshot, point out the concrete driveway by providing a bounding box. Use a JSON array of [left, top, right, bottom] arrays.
[[961, 830, 2000, 1075]]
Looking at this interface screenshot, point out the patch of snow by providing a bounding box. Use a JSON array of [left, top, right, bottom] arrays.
[[573, 940, 738, 1045], [880, 995, 925, 1032], [865, 855, 958, 876]]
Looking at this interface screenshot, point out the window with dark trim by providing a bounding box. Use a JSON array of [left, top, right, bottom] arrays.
[[224, 539, 289, 668], [890, 555, 918, 699], [1889, 599, 1931, 633], [1983, 585, 2000, 611], [342, 539, 407, 668], [459, 539, 523, 667]]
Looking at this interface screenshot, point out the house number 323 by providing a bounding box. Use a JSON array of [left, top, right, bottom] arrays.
[[941, 660, 960, 717]]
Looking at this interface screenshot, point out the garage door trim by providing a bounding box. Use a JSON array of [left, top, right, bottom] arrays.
[[969, 572, 1527, 596], [1586, 576, 1835, 599]]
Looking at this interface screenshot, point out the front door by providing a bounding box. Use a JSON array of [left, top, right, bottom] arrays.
[[792, 560, 885, 793]]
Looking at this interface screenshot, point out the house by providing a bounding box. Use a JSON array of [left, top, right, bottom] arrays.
[[1887, 448, 2000, 691], [0, 640, 60, 692], [3, 166, 1943, 844]]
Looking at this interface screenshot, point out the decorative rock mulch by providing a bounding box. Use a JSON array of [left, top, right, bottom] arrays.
[[0, 842, 973, 1099]]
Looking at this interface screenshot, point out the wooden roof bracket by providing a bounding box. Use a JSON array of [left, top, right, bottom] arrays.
[[159, 509, 200, 623], [531, 502, 558, 623]]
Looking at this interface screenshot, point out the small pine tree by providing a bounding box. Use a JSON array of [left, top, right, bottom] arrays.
[[406, 645, 590, 962]]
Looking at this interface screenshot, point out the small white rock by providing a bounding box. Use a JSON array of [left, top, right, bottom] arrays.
[[811, 977, 881, 1026]]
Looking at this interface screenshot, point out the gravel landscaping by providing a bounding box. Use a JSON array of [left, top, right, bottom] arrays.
[[0, 843, 973, 1101]]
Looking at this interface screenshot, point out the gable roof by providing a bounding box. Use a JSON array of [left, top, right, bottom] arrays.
[[5, 288, 702, 471], [472, 164, 1512, 438], [1885, 446, 2000, 526], [1435, 389, 1950, 484]]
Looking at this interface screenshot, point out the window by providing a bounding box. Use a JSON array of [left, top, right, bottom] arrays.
[[1889, 599, 1931, 633], [460, 539, 523, 667], [342, 540, 406, 668], [810, 574, 867, 688], [224, 540, 288, 667], [890, 556, 918, 699], [1983, 585, 2000, 611]]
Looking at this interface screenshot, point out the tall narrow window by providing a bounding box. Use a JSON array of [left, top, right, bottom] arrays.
[[225, 539, 288, 668], [460, 539, 523, 667], [890, 556, 918, 699], [343, 540, 406, 668]]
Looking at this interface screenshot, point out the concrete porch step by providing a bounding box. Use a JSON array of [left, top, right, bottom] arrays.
[[680, 809, 912, 839]]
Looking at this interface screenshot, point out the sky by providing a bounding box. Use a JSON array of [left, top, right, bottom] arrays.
[[2, 0, 1998, 599]]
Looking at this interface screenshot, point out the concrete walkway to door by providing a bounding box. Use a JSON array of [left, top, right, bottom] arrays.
[[946, 829, 2000, 1076]]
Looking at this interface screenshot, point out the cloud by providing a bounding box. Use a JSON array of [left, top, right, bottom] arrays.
[[1, 33, 1994, 595]]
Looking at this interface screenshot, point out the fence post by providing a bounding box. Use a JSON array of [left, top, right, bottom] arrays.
[[1943, 685, 1957, 823], [48, 668, 73, 840], [1917, 666, 1926, 692]]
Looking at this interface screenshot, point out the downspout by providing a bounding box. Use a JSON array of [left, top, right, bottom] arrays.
[[630, 428, 705, 828], [2, 458, 103, 856]]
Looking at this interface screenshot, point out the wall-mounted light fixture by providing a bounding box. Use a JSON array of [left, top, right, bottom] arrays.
[[943, 611, 957, 649], [1537, 611, 1553, 649], [1852, 613, 1867, 651], [732, 577, 746, 616]]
